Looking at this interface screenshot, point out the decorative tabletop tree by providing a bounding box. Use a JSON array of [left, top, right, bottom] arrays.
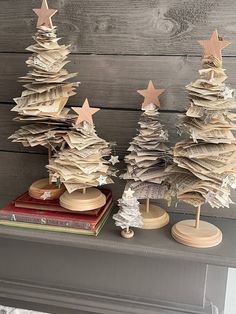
[[170, 30, 236, 248], [47, 99, 117, 211], [122, 81, 172, 229], [113, 188, 143, 239], [9, 0, 79, 200]]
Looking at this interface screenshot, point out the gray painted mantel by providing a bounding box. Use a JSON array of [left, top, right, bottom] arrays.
[[0, 213, 232, 314], [2, 0, 236, 313]]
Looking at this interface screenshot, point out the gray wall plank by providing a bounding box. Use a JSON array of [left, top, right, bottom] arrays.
[[0, 1, 236, 219], [0, 105, 177, 156], [0, 151, 48, 207], [1, 151, 236, 219], [1, 54, 236, 110], [0, 0, 236, 55], [0, 150, 124, 207]]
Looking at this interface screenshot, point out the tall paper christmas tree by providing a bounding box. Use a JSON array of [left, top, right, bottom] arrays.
[[47, 98, 117, 211], [170, 30, 236, 248], [122, 81, 172, 229], [9, 0, 79, 200]]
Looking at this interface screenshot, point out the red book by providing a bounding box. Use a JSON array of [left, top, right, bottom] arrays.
[[0, 193, 113, 231], [15, 189, 111, 216]]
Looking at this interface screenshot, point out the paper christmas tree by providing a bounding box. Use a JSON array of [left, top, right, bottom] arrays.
[[122, 81, 171, 229], [113, 188, 143, 238], [170, 30, 236, 248], [123, 81, 172, 199], [8, 0, 79, 200], [47, 99, 117, 210], [10, 0, 79, 153]]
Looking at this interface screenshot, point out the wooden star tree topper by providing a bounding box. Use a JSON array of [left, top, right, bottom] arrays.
[[137, 80, 165, 110], [198, 30, 231, 61], [33, 0, 57, 29], [72, 99, 100, 127]]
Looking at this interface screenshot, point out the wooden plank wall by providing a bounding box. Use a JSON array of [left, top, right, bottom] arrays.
[[1, 0, 236, 218]]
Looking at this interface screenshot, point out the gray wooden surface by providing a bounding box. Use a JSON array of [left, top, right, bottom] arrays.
[[0, 213, 236, 268], [0, 218, 229, 313], [1, 1, 236, 219], [0, 228, 228, 314], [1, 0, 236, 56], [1, 150, 236, 219], [0, 105, 179, 155], [1, 2, 236, 313], [1, 54, 236, 110], [0, 239, 207, 306], [205, 265, 228, 314]]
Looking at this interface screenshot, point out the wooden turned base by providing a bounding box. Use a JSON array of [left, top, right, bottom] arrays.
[[29, 178, 65, 200], [121, 229, 134, 239], [171, 220, 222, 248], [139, 203, 169, 230], [60, 188, 106, 212]]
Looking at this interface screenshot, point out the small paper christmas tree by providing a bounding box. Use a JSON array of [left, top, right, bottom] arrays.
[[9, 0, 79, 200], [170, 30, 236, 248], [47, 99, 117, 211], [113, 188, 143, 238], [122, 81, 172, 229]]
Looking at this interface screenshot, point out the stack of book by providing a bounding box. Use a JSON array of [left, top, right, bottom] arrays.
[[0, 189, 113, 236]]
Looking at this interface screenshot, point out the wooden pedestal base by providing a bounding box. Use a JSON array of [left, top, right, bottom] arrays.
[[139, 203, 169, 230], [60, 188, 106, 212], [171, 219, 223, 248], [29, 178, 65, 200], [121, 229, 134, 239]]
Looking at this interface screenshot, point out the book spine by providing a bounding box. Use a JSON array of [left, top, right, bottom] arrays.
[[0, 213, 95, 230]]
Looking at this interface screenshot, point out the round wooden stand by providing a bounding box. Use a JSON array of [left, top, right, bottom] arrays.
[[60, 187, 106, 211], [29, 178, 65, 200], [171, 220, 222, 248], [139, 202, 169, 230], [121, 229, 134, 239]]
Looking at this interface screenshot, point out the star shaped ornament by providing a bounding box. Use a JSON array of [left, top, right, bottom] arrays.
[[198, 30, 231, 61], [109, 155, 120, 165], [46, 131, 56, 139], [41, 191, 52, 200], [97, 175, 107, 186], [124, 188, 135, 198], [33, 0, 57, 29], [137, 80, 165, 110], [72, 99, 100, 127], [223, 86, 234, 100]]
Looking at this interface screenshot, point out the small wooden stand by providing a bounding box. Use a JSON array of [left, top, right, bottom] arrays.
[[139, 199, 169, 230], [60, 187, 106, 211], [29, 146, 65, 200], [121, 227, 134, 239], [29, 178, 65, 200], [171, 205, 223, 248]]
